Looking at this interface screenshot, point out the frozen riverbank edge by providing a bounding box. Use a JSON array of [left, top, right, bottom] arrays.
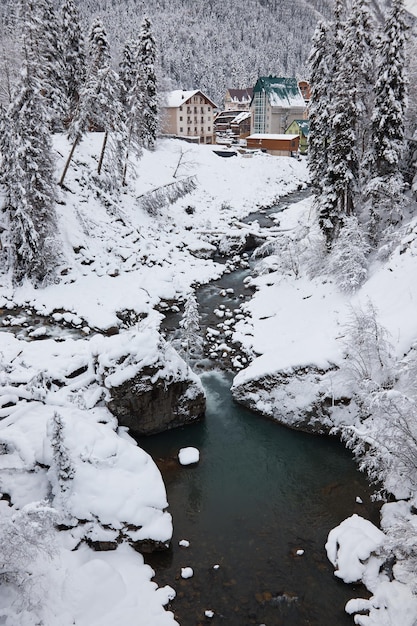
[[1, 137, 416, 624]]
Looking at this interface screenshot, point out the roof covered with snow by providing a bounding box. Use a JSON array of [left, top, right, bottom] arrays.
[[163, 89, 217, 109], [232, 111, 252, 124], [247, 133, 299, 140], [226, 88, 253, 102], [253, 77, 306, 109]]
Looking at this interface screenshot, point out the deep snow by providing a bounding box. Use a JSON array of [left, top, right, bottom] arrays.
[[0, 136, 308, 625], [1, 134, 417, 624]]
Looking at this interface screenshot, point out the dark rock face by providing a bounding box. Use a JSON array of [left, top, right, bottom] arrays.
[[106, 364, 206, 436], [86, 535, 170, 553]]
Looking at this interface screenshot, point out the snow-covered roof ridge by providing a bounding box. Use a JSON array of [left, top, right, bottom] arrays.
[[232, 111, 252, 124], [163, 89, 217, 108]]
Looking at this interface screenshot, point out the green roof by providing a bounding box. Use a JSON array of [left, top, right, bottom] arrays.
[[253, 77, 305, 108]]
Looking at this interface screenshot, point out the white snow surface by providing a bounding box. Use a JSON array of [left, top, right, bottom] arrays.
[[0, 136, 308, 626], [178, 447, 200, 465], [326, 515, 385, 586], [180, 567, 194, 579], [2, 134, 417, 624]]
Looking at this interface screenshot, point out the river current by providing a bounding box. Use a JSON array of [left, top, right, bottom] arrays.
[[140, 371, 379, 626], [139, 188, 380, 625]]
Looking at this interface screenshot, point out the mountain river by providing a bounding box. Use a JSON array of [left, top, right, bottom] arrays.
[[139, 189, 381, 626]]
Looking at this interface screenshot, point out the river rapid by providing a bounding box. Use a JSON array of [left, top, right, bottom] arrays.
[[139, 190, 381, 626]]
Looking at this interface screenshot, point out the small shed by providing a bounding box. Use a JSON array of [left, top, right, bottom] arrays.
[[246, 133, 300, 156]]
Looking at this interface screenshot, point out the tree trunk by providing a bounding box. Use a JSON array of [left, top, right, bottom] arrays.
[[97, 131, 108, 175], [59, 137, 79, 187]]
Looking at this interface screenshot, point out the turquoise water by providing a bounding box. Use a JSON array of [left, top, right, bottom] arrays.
[[139, 370, 380, 626]]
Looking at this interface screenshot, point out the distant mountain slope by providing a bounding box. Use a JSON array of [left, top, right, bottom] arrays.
[[0, 0, 403, 108]]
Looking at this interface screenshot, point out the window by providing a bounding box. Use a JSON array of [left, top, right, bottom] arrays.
[[179, 106, 183, 111], [208, 126, 211, 131], [201, 107, 204, 113], [208, 106, 211, 111], [179, 116, 183, 121], [180, 127, 183, 132]]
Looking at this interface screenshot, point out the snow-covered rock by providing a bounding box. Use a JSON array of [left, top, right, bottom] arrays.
[[102, 330, 206, 435], [325, 514, 385, 586], [178, 447, 200, 466], [0, 402, 172, 551], [180, 567, 194, 579]]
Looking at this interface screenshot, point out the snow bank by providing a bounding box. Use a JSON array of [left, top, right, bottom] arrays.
[[325, 514, 385, 586], [0, 402, 172, 545], [345, 580, 417, 626], [0, 137, 311, 626], [1, 136, 309, 332]]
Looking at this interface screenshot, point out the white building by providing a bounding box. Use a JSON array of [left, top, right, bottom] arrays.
[[251, 77, 307, 135], [161, 90, 217, 144]]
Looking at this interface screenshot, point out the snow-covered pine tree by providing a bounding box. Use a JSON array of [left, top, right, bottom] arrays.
[[363, 0, 408, 243], [119, 38, 137, 113], [326, 0, 361, 225], [20, 0, 67, 130], [119, 38, 143, 185], [0, 103, 9, 182], [308, 0, 347, 248], [61, 0, 86, 127], [308, 20, 332, 201], [48, 412, 75, 500], [178, 292, 204, 363], [344, 0, 376, 180], [371, 0, 408, 179], [61, 17, 126, 189], [3, 44, 60, 285], [137, 16, 158, 150]]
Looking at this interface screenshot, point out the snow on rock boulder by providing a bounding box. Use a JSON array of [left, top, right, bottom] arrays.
[[345, 580, 417, 626], [326, 514, 385, 587], [180, 567, 194, 579], [102, 329, 206, 435], [231, 364, 349, 435], [0, 328, 206, 437], [0, 402, 173, 552], [178, 447, 200, 466]]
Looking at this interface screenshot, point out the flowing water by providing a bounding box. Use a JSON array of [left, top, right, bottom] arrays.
[[140, 371, 380, 626], [140, 187, 381, 625]]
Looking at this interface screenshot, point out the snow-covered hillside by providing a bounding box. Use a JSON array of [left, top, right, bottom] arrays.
[[2, 135, 417, 624], [0, 136, 308, 625]]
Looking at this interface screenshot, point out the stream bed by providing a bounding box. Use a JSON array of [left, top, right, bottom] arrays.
[[140, 188, 381, 626]]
